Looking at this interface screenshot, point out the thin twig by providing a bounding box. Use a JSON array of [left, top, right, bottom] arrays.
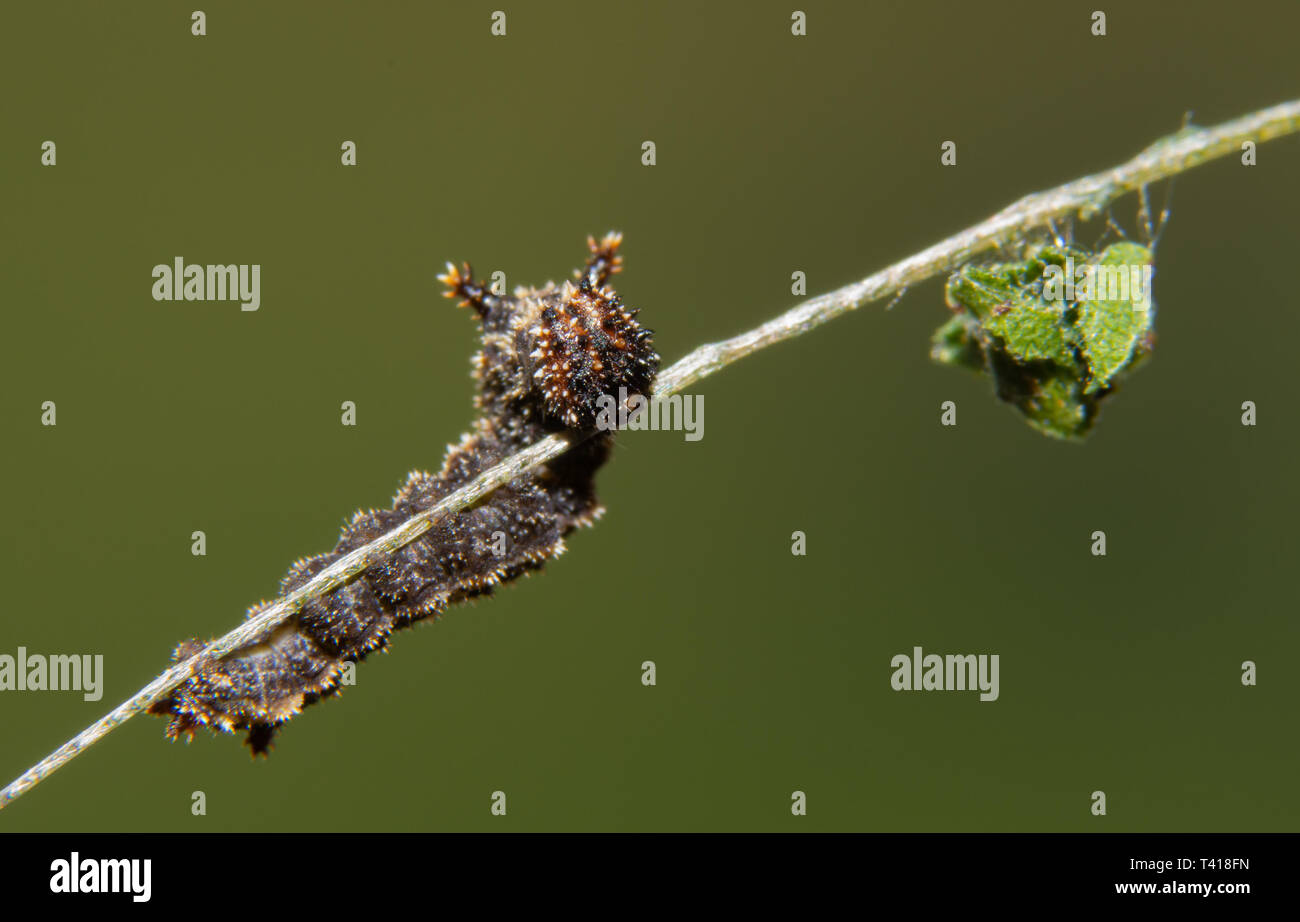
[[3, 99, 1298, 812]]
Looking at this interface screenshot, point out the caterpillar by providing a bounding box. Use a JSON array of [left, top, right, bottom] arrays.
[[148, 233, 658, 754]]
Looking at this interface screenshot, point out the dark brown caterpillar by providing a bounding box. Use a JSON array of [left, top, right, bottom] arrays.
[[148, 233, 658, 754]]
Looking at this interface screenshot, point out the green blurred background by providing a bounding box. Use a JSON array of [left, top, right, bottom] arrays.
[[2, 1, 1297, 831]]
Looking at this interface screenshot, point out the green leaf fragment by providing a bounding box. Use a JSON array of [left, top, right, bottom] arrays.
[[1076, 242, 1155, 394], [931, 241, 1155, 440], [931, 314, 984, 372]]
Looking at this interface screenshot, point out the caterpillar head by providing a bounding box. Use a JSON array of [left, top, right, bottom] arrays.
[[524, 274, 658, 430], [441, 234, 660, 432]]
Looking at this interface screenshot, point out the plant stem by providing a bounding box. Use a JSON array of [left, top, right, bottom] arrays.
[[3, 98, 1297, 812]]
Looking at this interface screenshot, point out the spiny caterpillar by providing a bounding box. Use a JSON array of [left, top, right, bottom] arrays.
[[149, 233, 658, 754]]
